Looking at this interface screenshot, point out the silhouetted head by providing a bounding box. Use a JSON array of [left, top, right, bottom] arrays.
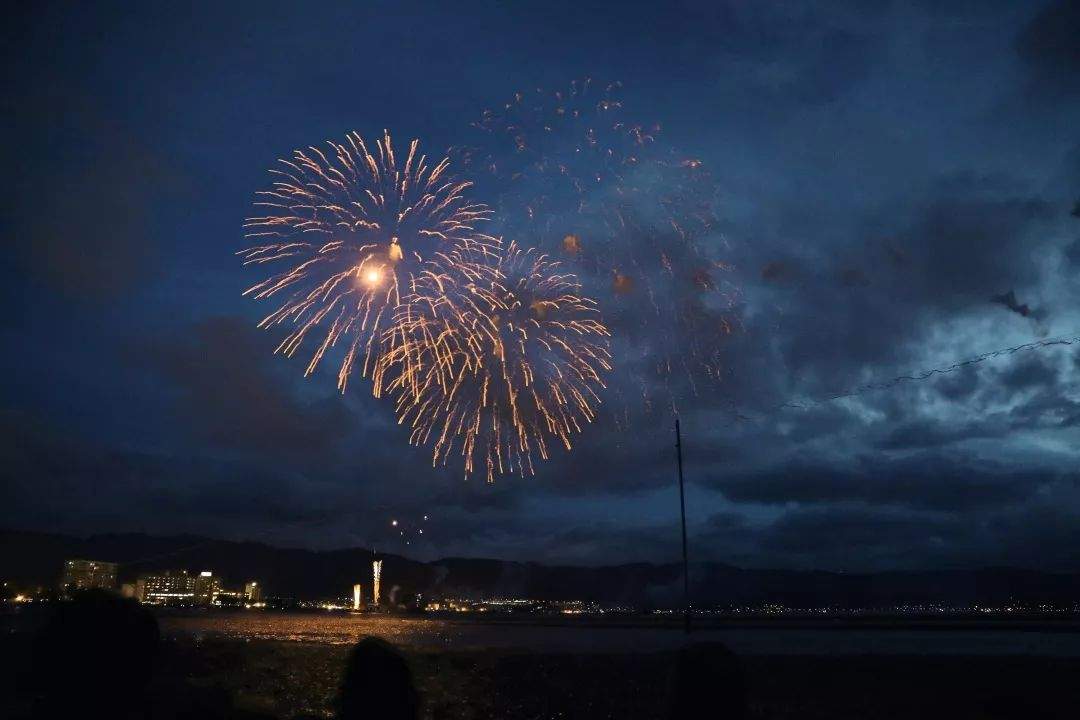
[[338, 636, 418, 720], [668, 641, 746, 719], [30, 589, 159, 718]]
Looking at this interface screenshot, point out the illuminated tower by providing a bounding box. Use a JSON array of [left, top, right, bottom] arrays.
[[352, 583, 362, 610], [372, 560, 383, 606], [194, 571, 221, 605], [244, 581, 262, 603]]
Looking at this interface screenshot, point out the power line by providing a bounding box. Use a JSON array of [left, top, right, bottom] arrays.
[[730, 331, 1080, 421]]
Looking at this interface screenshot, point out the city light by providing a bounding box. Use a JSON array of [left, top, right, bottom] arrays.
[[38, 557, 1080, 622]]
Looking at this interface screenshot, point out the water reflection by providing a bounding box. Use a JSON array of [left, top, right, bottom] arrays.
[[159, 612, 1080, 656]]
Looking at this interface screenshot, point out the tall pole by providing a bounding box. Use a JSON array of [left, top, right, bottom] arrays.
[[675, 418, 691, 634]]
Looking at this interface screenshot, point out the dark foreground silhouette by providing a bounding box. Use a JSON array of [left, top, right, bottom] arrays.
[[338, 636, 419, 720], [668, 641, 747, 719], [27, 590, 159, 719], [6, 600, 1077, 719]]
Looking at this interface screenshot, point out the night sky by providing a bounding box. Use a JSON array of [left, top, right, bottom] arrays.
[[3, 1, 1080, 572]]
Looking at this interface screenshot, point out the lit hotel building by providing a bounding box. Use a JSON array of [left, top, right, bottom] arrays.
[[244, 581, 262, 603], [60, 559, 118, 595], [194, 571, 222, 605], [137, 570, 196, 605]]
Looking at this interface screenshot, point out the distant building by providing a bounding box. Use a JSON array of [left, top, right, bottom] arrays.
[[138, 570, 196, 604], [244, 581, 262, 603], [352, 583, 363, 610], [60, 559, 117, 595], [372, 560, 382, 606], [194, 571, 222, 605], [214, 588, 243, 606]]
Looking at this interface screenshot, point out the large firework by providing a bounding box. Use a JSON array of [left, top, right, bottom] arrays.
[[379, 241, 612, 481], [457, 80, 740, 418], [239, 131, 495, 392]]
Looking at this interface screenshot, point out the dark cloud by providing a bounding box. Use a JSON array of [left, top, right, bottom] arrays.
[[753, 181, 1056, 401], [914, 0, 1018, 16], [681, 2, 885, 107], [761, 260, 799, 284], [999, 356, 1059, 391], [882, 241, 909, 268], [133, 317, 354, 462], [985, 500, 1080, 568], [990, 289, 1044, 321], [896, 195, 1051, 311], [837, 267, 870, 288], [531, 418, 752, 497], [1005, 388, 1080, 430], [5, 88, 186, 302], [0, 410, 345, 536], [1015, 0, 1080, 95], [933, 365, 980, 401], [713, 493, 1080, 571], [1066, 238, 1080, 265], [710, 454, 1047, 512], [759, 506, 954, 556], [511, 0, 887, 111], [875, 419, 1004, 451]]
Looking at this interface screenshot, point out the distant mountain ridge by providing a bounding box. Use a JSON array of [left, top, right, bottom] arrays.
[[4, 529, 1080, 608]]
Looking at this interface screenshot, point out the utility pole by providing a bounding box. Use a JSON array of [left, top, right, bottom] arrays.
[[675, 418, 691, 634]]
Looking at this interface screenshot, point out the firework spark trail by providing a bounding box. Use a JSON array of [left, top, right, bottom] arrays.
[[239, 130, 496, 394], [379, 241, 613, 481], [456, 80, 740, 420]]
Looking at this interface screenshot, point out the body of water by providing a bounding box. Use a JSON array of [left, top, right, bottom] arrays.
[[158, 612, 1080, 656]]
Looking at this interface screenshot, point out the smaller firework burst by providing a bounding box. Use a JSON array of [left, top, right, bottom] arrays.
[[456, 80, 741, 420], [380, 241, 612, 481]]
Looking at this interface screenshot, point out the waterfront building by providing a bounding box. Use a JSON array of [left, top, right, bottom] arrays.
[[244, 581, 262, 603], [215, 588, 244, 606], [60, 559, 118, 595], [372, 560, 382, 606], [194, 571, 222, 605], [138, 570, 196, 605]]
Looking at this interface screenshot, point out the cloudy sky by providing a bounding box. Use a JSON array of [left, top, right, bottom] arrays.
[[3, 0, 1079, 571]]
